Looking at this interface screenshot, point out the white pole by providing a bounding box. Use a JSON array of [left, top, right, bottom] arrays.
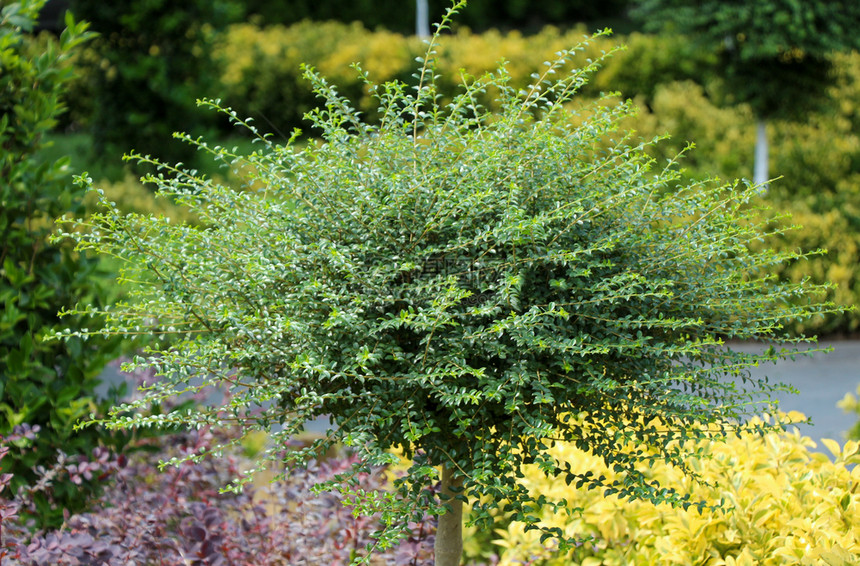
[[416, 0, 430, 38], [754, 119, 769, 191]]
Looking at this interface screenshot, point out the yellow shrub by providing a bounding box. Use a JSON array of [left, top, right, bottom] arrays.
[[838, 385, 860, 441], [758, 198, 860, 335], [624, 80, 755, 179], [590, 32, 718, 101], [214, 21, 422, 132], [617, 52, 860, 204], [214, 23, 624, 133], [479, 415, 860, 566]]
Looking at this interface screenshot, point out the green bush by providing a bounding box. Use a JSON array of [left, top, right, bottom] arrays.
[[634, 0, 860, 123], [478, 412, 860, 565], [63, 16, 860, 335], [0, 0, 125, 527]]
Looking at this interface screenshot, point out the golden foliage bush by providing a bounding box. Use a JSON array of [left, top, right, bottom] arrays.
[[589, 32, 717, 101], [212, 23, 711, 135], [214, 21, 423, 133], [433, 26, 600, 101], [759, 201, 860, 335], [624, 80, 755, 179], [600, 50, 860, 202], [474, 414, 860, 566], [839, 385, 860, 441]]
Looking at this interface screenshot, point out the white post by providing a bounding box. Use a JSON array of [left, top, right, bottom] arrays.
[[754, 119, 769, 191], [416, 0, 430, 38]]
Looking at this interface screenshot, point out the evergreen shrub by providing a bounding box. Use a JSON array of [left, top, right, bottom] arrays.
[[63, 19, 860, 337], [0, 0, 126, 528], [59, 5, 833, 562]]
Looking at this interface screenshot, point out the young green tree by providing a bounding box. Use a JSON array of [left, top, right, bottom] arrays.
[[634, 0, 860, 187], [59, 4, 833, 564], [0, 0, 125, 527]]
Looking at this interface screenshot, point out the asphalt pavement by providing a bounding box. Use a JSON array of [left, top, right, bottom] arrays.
[[729, 340, 860, 448]]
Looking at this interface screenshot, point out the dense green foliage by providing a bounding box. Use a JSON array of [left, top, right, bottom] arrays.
[[239, 0, 632, 33], [633, 0, 860, 119], [0, 0, 125, 527], [34, 5, 860, 337], [210, 20, 860, 334], [68, 0, 242, 166], [57, 6, 835, 562]]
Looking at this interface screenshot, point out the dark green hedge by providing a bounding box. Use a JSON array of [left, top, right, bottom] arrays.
[[0, 0, 127, 528], [240, 0, 633, 33]]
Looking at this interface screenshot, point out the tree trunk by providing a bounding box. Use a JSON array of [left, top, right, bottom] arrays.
[[416, 0, 430, 38], [434, 464, 463, 566], [754, 119, 769, 190]]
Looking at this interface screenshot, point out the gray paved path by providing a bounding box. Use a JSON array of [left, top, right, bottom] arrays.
[[729, 340, 860, 447], [97, 341, 860, 449]]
